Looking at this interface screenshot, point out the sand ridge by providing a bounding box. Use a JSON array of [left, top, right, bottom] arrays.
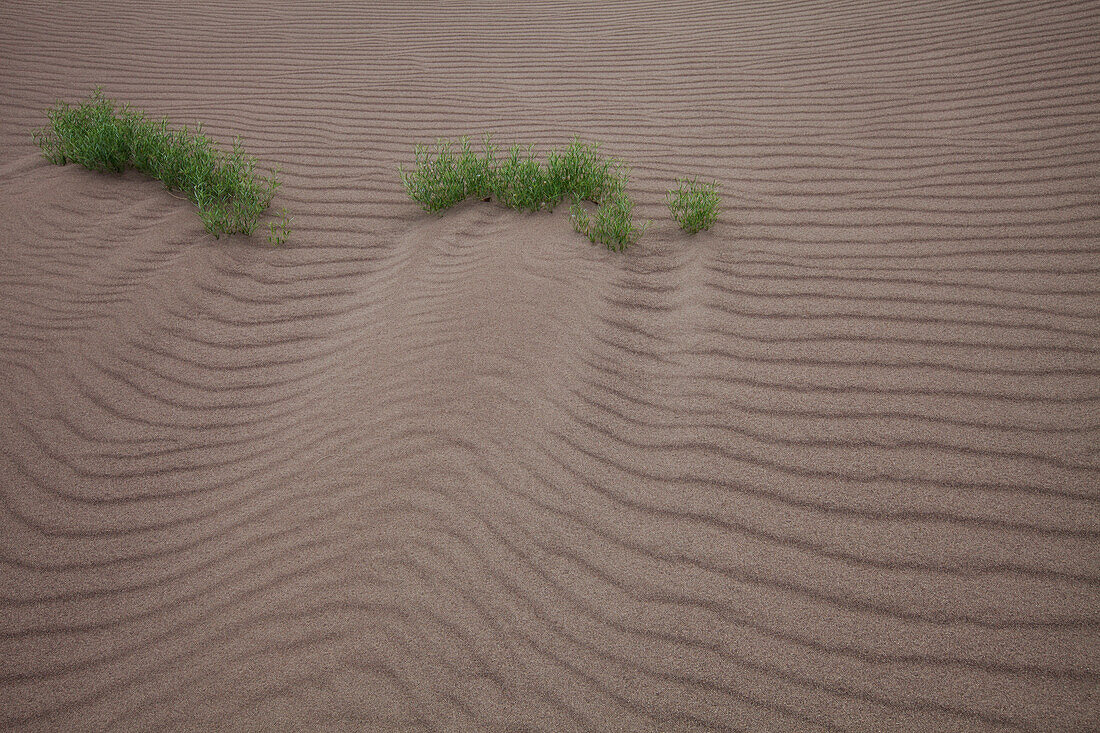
[[1, 0, 1098, 730]]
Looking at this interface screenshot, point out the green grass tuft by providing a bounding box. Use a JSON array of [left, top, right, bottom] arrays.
[[544, 138, 625, 208], [267, 206, 292, 246], [32, 87, 283, 239], [399, 135, 647, 250], [666, 177, 720, 233], [399, 135, 494, 213], [570, 194, 650, 253]]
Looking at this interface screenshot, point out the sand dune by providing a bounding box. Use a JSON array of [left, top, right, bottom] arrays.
[[1, 0, 1098, 730]]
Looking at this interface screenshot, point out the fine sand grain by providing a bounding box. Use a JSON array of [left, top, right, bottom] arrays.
[[1, 1, 1098, 730]]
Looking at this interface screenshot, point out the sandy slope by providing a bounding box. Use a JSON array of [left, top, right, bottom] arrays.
[[1, 0, 1098, 730]]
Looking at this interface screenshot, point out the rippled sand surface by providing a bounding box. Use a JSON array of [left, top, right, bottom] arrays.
[[1, 1, 1098, 730]]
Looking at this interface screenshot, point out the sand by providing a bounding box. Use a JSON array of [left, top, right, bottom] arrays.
[[1, 0, 1098, 730]]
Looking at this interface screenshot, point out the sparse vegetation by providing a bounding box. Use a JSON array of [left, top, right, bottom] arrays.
[[267, 207, 292, 246], [399, 135, 647, 250], [666, 178, 720, 233], [398, 135, 493, 213], [570, 194, 649, 253], [544, 138, 625, 207], [32, 87, 284, 241]]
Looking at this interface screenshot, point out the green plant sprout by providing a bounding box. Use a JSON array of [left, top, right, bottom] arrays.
[[569, 194, 649, 252], [32, 87, 284, 239], [267, 206, 292, 246], [666, 177, 720, 233]]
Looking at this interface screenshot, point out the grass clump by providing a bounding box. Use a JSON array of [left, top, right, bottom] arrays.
[[399, 135, 647, 251], [666, 177, 720, 233], [32, 87, 283, 241], [490, 143, 554, 212], [398, 135, 494, 213], [569, 194, 649, 253], [267, 207, 293, 246], [544, 138, 625, 207]]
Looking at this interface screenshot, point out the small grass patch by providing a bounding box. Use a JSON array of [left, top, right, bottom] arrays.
[[267, 206, 293, 246], [398, 135, 493, 213], [570, 194, 649, 253], [666, 177, 720, 233], [32, 87, 284, 242], [399, 135, 647, 250]]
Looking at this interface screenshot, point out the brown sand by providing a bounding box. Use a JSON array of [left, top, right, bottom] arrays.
[[1, 1, 1098, 730]]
